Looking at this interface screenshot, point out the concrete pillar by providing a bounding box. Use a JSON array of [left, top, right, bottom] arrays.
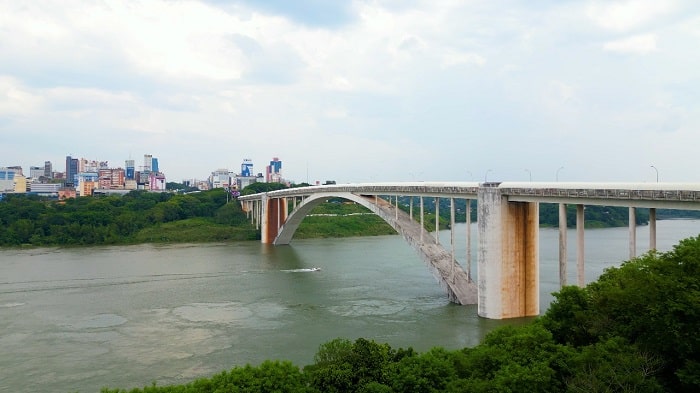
[[466, 199, 472, 281], [435, 197, 440, 245], [558, 203, 567, 287], [261, 196, 288, 244], [649, 208, 657, 251], [629, 207, 636, 259], [478, 186, 539, 319], [420, 197, 424, 242], [450, 198, 455, 283], [409, 198, 413, 220], [278, 198, 282, 231], [254, 200, 260, 230], [395, 195, 399, 220], [576, 204, 585, 287]]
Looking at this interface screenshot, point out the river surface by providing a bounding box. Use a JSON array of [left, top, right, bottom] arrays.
[[1, 220, 698, 393]]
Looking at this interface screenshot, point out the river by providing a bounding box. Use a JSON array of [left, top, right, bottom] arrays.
[[1, 219, 698, 393]]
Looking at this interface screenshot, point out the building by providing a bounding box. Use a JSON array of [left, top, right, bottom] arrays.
[[210, 168, 232, 189], [241, 159, 253, 177], [58, 188, 77, 200], [78, 181, 98, 196], [149, 172, 166, 191], [77, 172, 99, 196], [98, 168, 126, 189], [125, 159, 135, 180], [0, 167, 26, 193], [266, 157, 282, 183], [143, 154, 153, 172], [29, 166, 45, 180], [44, 161, 53, 179], [65, 156, 79, 187], [29, 183, 60, 197]]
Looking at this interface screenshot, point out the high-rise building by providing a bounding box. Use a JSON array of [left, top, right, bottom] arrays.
[[151, 157, 159, 173], [241, 159, 253, 177], [44, 161, 52, 179], [65, 156, 79, 187], [210, 169, 231, 189], [29, 166, 44, 180], [125, 159, 135, 180], [266, 157, 282, 183], [143, 154, 153, 172]]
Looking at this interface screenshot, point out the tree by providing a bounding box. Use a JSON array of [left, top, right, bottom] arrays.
[[540, 236, 700, 391], [241, 182, 288, 195]]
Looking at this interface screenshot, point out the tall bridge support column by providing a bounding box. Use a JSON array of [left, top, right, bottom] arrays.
[[649, 208, 657, 250], [558, 203, 567, 287], [629, 207, 637, 259], [261, 196, 288, 244], [576, 204, 585, 287], [478, 186, 539, 319]]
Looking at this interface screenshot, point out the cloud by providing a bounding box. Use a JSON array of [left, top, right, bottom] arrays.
[[1, 0, 699, 183], [586, 0, 677, 32], [0, 77, 43, 116], [228, 0, 356, 28], [603, 33, 658, 54]]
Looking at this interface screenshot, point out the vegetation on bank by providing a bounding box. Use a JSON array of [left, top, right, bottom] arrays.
[[101, 235, 700, 392], [0, 189, 258, 247], [0, 187, 397, 247]]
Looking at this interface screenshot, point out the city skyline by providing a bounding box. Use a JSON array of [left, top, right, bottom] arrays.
[[2, 1, 700, 183]]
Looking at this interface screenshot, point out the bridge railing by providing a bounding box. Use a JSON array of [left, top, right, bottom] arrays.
[[500, 187, 700, 202]]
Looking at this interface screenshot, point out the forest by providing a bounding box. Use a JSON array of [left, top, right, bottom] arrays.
[[99, 234, 700, 392], [0, 189, 256, 246]]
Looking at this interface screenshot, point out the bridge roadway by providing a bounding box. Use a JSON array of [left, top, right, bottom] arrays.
[[239, 181, 700, 319]]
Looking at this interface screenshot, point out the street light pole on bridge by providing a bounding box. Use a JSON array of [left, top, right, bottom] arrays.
[[650, 165, 659, 182]]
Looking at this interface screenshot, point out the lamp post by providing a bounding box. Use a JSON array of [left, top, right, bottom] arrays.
[[524, 168, 532, 182], [556, 166, 564, 182], [650, 165, 659, 182], [484, 169, 493, 182]]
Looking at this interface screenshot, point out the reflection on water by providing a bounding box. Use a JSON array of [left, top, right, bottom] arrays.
[[0, 219, 697, 393]]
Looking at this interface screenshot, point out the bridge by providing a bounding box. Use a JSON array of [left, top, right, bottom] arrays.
[[239, 182, 700, 319]]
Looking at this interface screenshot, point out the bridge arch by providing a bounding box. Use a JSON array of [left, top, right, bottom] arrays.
[[272, 192, 477, 305], [274, 192, 384, 245]]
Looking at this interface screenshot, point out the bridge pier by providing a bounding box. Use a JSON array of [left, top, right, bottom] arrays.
[[576, 204, 585, 287], [478, 186, 539, 319], [260, 195, 288, 244], [629, 207, 636, 259], [558, 203, 567, 287]]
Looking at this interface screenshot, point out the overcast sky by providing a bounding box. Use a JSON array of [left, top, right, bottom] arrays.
[[2, 0, 699, 184]]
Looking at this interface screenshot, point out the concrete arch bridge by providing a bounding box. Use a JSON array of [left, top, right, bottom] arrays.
[[239, 182, 700, 319]]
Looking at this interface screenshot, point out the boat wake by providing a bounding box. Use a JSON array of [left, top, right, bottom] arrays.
[[281, 268, 321, 273]]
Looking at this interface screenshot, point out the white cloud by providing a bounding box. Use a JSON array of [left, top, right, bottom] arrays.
[[1, 0, 699, 183], [440, 51, 486, 69], [586, 0, 677, 32], [603, 33, 658, 54], [0, 77, 43, 116]]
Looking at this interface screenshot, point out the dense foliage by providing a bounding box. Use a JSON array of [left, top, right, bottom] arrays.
[[0, 189, 257, 246], [102, 235, 700, 392]]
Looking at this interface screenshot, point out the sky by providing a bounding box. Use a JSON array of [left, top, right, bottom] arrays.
[[1, 0, 699, 184]]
